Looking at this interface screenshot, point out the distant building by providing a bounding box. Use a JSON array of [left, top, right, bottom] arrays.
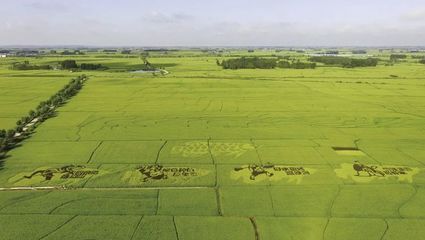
[[0, 54, 7, 58]]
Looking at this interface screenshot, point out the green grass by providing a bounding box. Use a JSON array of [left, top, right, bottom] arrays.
[[1, 49, 425, 239]]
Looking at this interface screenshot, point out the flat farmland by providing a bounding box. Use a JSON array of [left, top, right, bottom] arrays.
[[1, 51, 425, 239]]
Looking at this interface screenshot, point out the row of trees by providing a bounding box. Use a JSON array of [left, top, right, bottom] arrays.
[[419, 59, 425, 64], [390, 54, 407, 61], [10, 60, 108, 71], [60, 60, 108, 71], [10, 61, 52, 70], [0, 75, 88, 159], [140, 57, 156, 71], [80, 63, 107, 70], [352, 50, 367, 54], [217, 56, 377, 70], [411, 55, 425, 59], [218, 57, 277, 69], [309, 56, 379, 68], [277, 60, 316, 69]]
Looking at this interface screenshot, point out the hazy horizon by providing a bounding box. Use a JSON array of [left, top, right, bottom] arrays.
[[1, 0, 425, 46]]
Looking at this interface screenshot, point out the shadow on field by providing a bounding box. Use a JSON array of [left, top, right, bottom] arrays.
[[0, 140, 25, 168], [0, 158, 3, 171], [0, 154, 9, 171]]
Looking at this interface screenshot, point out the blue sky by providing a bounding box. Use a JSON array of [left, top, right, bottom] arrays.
[[1, 0, 425, 46]]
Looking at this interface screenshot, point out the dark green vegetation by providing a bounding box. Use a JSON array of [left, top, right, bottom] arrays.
[[219, 57, 316, 69], [60, 60, 108, 71], [60, 60, 78, 69], [277, 60, 316, 69], [0, 48, 425, 239], [60, 50, 85, 55], [219, 57, 277, 69], [10, 61, 52, 70], [309, 56, 379, 68], [352, 50, 367, 54], [390, 54, 407, 61]]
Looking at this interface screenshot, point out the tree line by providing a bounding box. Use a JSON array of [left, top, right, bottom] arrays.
[[216, 56, 379, 69], [10, 60, 108, 71], [60, 60, 108, 70], [218, 57, 277, 69], [217, 57, 316, 69], [0, 75, 88, 159], [308, 56, 379, 68], [10, 61, 52, 70], [390, 54, 407, 61], [277, 60, 316, 69]]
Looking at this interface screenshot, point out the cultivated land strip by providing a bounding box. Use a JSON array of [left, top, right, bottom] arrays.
[[1, 50, 425, 239]]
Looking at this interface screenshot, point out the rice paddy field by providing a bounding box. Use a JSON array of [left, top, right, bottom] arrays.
[[1, 49, 425, 239]]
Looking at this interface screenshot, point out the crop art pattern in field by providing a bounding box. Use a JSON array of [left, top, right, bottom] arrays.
[[8, 165, 104, 187], [231, 164, 316, 183], [335, 162, 421, 183], [120, 164, 212, 186], [136, 165, 203, 182], [171, 141, 255, 158], [1, 49, 425, 239]]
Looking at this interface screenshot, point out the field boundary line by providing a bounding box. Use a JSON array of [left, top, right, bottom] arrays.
[[207, 138, 215, 165], [249, 217, 260, 240], [86, 140, 104, 163], [155, 140, 168, 164], [130, 216, 144, 240], [215, 187, 223, 216], [172, 216, 181, 240], [38, 214, 77, 240], [322, 218, 330, 240], [48, 197, 92, 214], [380, 219, 389, 240], [396, 184, 418, 218]]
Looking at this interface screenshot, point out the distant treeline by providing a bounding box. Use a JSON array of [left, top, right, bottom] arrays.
[[352, 50, 367, 54], [419, 59, 425, 64], [217, 57, 316, 69], [411, 55, 425, 59], [390, 54, 407, 61], [308, 56, 379, 68], [10, 61, 52, 70], [277, 60, 316, 69], [218, 57, 277, 69], [10, 60, 108, 71], [217, 56, 378, 69], [60, 60, 108, 70]]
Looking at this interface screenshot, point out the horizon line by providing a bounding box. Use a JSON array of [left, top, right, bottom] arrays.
[[1, 45, 425, 49]]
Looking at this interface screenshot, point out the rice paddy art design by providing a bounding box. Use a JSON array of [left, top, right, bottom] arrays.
[[171, 141, 255, 158], [121, 164, 210, 185], [8, 165, 102, 186], [231, 164, 316, 184], [335, 161, 421, 183]]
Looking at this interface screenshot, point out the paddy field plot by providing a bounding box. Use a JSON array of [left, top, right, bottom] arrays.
[[1, 52, 425, 239]]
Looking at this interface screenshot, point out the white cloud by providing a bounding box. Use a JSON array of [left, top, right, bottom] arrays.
[[141, 11, 193, 24], [400, 9, 425, 21]]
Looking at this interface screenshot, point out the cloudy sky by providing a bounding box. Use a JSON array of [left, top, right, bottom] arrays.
[[1, 0, 425, 46]]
